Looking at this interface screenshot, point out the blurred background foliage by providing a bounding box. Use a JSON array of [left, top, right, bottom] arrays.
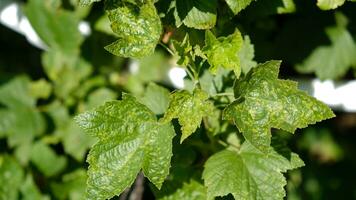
[[0, 0, 356, 199]]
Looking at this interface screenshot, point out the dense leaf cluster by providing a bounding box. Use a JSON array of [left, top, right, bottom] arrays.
[[1, 0, 356, 199]]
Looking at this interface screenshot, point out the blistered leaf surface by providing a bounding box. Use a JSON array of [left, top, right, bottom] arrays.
[[162, 88, 214, 142], [203, 29, 243, 77], [224, 61, 335, 152], [104, 2, 162, 58], [75, 94, 175, 199]]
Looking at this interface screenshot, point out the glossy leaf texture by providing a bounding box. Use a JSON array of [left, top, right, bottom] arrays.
[[203, 140, 304, 200], [162, 88, 214, 142], [75, 94, 175, 199], [203, 29, 243, 77], [223, 60, 335, 152], [104, 1, 162, 58]]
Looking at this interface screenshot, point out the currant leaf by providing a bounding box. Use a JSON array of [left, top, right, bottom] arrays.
[[203, 141, 304, 200], [162, 88, 214, 142], [225, 0, 256, 15], [0, 156, 24, 200], [317, 0, 345, 10], [158, 180, 208, 200], [174, 0, 217, 29], [297, 13, 356, 80], [75, 94, 175, 199], [140, 83, 170, 115], [239, 35, 257, 74], [223, 60, 335, 152], [172, 34, 193, 67], [104, 2, 162, 58], [203, 29, 243, 77]]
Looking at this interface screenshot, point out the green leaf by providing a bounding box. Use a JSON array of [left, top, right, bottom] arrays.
[[162, 88, 214, 142], [30, 141, 67, 177], [85, 88, 118, 110], [46, 101, 96, 162], [51, 170, 87, 200], [203, 29, 243, 77], [296, 13, 356, 80], [75, 94, 175, 199], [29, 79, 52, 99], [59, 121, 96, 161], [104, 2, 162, 58], [0, 156, 24, 200], [172, 34, 193, 67], [0, 77, 45, 147], [25, 0, 83, 55], [14, 142, 32, 165], [223, 61, 335, 152], [158, 180, 208, 200], [79, 0, 101, 6], [174, 0, 217, 29], [21, 175, 50, 200], [42, 51, 92, 99], [225, 0, 256, 15], [277, 0, 296, 13], [0, 76, 35, 108], [202, 141, 304, 199], [140, 83, 170, 115], [317, 0, 345, 10], [239, 35, 257, 74]]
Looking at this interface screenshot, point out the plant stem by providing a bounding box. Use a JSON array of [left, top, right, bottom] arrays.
[[211, 92, 234, 97], [159, 42, 175, 56]]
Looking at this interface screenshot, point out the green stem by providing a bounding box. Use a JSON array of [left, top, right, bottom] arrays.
[[159, 42, 198, 84], [186, 67, 196, 83], [218, 140, 229, 147], [211, 92, 234, 97], [159, 42, 175, 56]]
